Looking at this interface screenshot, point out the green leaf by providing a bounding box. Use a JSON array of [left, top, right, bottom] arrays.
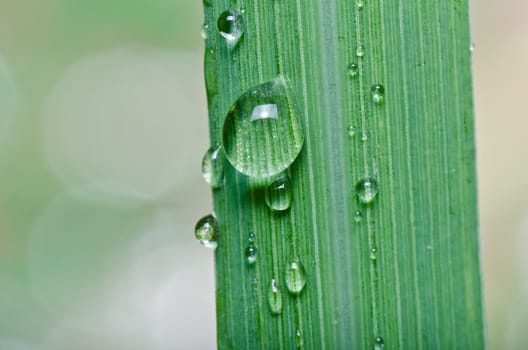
[[202, 0, 485, 348]]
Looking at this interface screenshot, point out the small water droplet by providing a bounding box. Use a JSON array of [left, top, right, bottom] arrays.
[[265, 174, 292, 211], [202, 144, 225, 189], [347, 63, 359, 77], [285, 260, 307, 295], [222, 77, 304, 178], [268, 279, 283, 315], [348, 125, 357, 137], [239, 6, 247, 14], [361, 132, 368, 142], [356, 46, 365, 58], [374, 336, 385, 349], [470, 42, 475, 52], [356, 0, 365, 10], [354, 210, 363, 222], [194, 214, 218, 249], [356, 178, 378, 204], [248, 232, 256, 244], [371, 84, 385, 104], [370, 248, 377, 261], [200, 23, 210, 40], [295, 329, 304, 348], [217, 10, 244, 46], [245, 245, 257, 264], [427, 244, 432, 251]]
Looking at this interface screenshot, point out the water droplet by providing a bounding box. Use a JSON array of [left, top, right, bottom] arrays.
[[217, 10, 244, 46], [370, 248, 377, 261], [200, 23, 210, 40], [374, 336, 385, 349], [347, 63, 359, 77], [285, 260, 307, 295], [222, 77, 304, 178], [295, 329, 304, 348], [354, 210, 362, 222], [348, 125, 357, 137], [194, 214, 218, 249], [356, 178, 378, 204], [245, 245, 257, 264], [265, 174, 292, 211], [361, 132, 368, 142], [356, 46, 365, 58], [202, 144, 225, 188], [248, 232, 256, 244], [239, 6, 247, 14], [268, 279, 283, 315], [371, 84, 385, 104], [356, 0, 365, 10], [470, 42, 475, 52]]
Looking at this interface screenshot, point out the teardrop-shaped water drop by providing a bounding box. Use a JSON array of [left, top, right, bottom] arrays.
[[222, 77, 304, 178], [374, 336, 385, 349], [194, 214, 218, 249], [371, 84, 385, 104], [245, 245, 257, 265], [202, 144, 225, 188], [217, 10, 244, 46], [356, 46, 366, 58], [265, 174, 292, 211], [347, 63, 359, 77], [356, 178, 379, 204], [285, 260, 307, 295], [268, 279, 283, 315]]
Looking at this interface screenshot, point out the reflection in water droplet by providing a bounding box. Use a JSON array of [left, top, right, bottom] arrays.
[[222, 77, 304, 178], [356, 46, 366, 58], [374, 336, 385, 349], [194, 214, 218, 249], [265, 174, 292, 211], [201, 144, 225, 189], [371, 84, 385, 104], [347, 63, 359, 77], [286, 260, 307, 295], [268, 279, 283, 315], [217, 10, 244, 46], [354, 210, 362, 222], [356, 178, 378, 204]]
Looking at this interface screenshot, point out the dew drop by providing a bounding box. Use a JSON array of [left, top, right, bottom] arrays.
[[354, 210, 363, 222], [374, 336, 385, 349], [217, 10, 244, 46], [347, 63, 359, 77], [202, 144, 225, 188], [348, 125, 357, 137], [265, 174, 292, 211], [356, 46, 366, 58], [356, 0, 365, 10], [470, 42, 475, 52], [295, 329, 304, 348], [268, 279, 283, 315], [356, 178, 378, 204], [371, 84, 385, 104], [361, 132, 368, 142], [245, 245, 257, 265], [370, 248, 377, 262], [222, 77, 304, 178], [285, 260, 307, 295], [194, 214, 218, 249], [200, 23, 210, 40]]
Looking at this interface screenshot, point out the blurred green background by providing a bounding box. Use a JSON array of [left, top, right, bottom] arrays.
[[0, 0, 525, 349]]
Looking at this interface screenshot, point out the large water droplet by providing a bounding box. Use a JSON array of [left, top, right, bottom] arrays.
[[222, 77, 304, 178], [285, 260, 307, 295], [371, 84, 385, 104], [217, 10, 244, 46], [347, 63, 359, 77], [202, 144, 225, 188], [356, 46, 366, 58], [356, 178, 378, 204], [374, 336, 385, 349], [194, 214, 218, 249], [268, 279, 283, 315], [265, 174, 292, 211]]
